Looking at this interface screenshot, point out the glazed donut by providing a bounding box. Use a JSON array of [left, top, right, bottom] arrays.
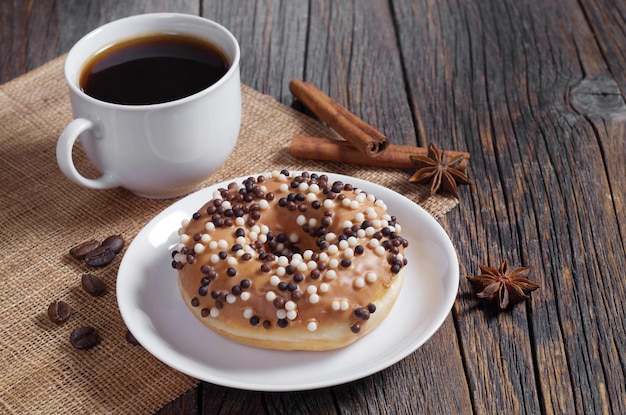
[[171, 170, 408, 351]]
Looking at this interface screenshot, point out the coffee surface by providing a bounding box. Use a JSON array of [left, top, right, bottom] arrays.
[[80, 33, 230, 105]]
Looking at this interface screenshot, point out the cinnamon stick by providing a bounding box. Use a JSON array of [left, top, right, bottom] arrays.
[[290, 136, 470, 170], [289, 79, 389, 157]]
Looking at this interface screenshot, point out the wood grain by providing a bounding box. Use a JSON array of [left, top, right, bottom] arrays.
[[392, 0, 626, 413], [204, 0, 309, 105], [2, 0, 625, 414]]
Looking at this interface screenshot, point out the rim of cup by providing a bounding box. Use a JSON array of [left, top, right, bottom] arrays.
[[64, 13, 241, 110]]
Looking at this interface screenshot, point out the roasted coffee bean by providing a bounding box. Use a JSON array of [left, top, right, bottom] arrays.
[[70, 326, 100, 350], [84, 246, 116, 267], [47, 300, 71, 325], [81, 273, 107, 296], [101, 234, 125, 254], [69, 240, 101, 260], [125, 329, 140, 346]]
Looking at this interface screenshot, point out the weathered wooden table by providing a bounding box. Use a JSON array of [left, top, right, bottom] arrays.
[[3, 1, 625, 413]]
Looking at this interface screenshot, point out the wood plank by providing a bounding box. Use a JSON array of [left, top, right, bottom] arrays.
[[55, 0, 199, 52], [567, 1, 626, 412], [392, 0, 542, 412], [303, 0, 417, 147], [207, 0, 416, 145], [205, 1, 417, 146], [204, 0, 309, 105], [575, 0, 626, 255], [196, 320, 468, 414], [577, 0, 626, 96], [156, 388, 198, 414], [391, 0, 626, 413], [1, 0, 61, 82]]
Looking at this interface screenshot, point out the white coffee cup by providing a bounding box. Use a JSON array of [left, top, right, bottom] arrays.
[[56, 13, 241, 198]]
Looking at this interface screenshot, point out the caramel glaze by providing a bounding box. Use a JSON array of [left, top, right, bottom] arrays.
[[171, 171, 408, 349]]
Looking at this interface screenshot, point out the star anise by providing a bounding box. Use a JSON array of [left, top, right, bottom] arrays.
[[409, 143, 471, 196], [467, 259, 539, 309]]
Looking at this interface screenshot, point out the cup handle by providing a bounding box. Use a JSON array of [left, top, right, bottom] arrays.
[[56, 118, 120, 189]]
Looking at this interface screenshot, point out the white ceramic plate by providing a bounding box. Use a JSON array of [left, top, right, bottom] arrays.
[[117, 172, 459, 391]]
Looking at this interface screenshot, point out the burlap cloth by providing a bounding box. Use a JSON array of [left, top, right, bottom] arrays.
[[0, 55, 458, 414]]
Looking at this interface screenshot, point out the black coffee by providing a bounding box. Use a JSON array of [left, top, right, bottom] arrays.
[[80, 33, 230, 105]]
